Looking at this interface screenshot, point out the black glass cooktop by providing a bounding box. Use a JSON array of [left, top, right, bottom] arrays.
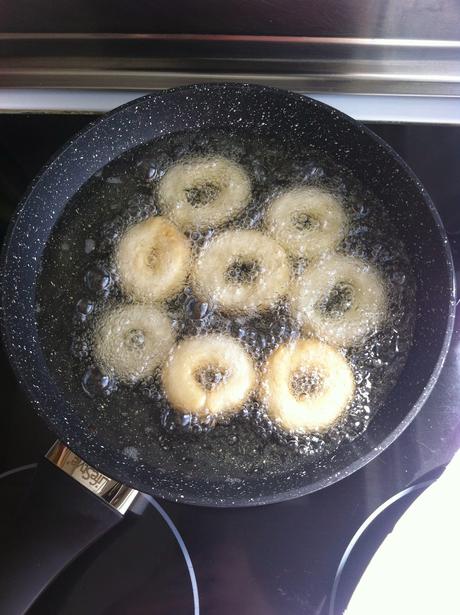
[[1, 115, 459, 615]]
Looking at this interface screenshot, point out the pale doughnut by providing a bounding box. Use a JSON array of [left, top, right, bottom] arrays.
[[158, 156, 251, 230], [265, 187, 347, 259], [261, 338, 355, 433], [293, 254, 387, 347], [94, 304, 175, 382], [116, 216, 191, 302], [192, 229, 290, 313], [162, 334, 257, 418]]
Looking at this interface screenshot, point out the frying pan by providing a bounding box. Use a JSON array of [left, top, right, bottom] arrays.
[[0, 84, 455, 614]]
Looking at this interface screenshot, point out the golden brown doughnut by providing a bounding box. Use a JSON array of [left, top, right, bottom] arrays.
[[158, 156, 251, 231], [266, 186, 347, 259], [116, 216, 191, 302], [162, 334, 257, 418], [260, 338, 355, 433], [94, 304, 175, 382], [292, 254, 387, 346], [192, 229, 290, 313]]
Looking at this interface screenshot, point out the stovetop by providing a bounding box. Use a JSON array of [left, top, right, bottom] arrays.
[[1, 115, 459, 615]]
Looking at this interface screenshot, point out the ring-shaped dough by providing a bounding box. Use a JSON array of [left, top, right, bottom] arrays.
[[162, 334, 257, 418], [293, 254, 387, 347], [265, 187, 347, 259], [158, 156, 251, 231], [116, 216, 191, 302], [94, 304, 175, 382], [261, 338, 355, 433], [192, 230, 290, 313]]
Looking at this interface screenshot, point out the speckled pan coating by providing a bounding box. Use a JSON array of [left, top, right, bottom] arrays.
[[0, 84, 455, 507]]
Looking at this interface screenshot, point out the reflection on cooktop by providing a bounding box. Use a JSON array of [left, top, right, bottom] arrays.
[[0, 467, 196, 615]]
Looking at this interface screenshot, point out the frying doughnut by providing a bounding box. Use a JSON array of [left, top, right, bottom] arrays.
[[158, 156, 251, 231], [94, 304, 175, 382], [261, 338, 355, 433], [293, 254, 387, 347], [192, 229, 290, 313], [162, 334, 256, 418], [265, 187, 347, 259], [116, 216, 191, 302]]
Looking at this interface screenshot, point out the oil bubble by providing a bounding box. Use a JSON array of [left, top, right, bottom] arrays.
[[84, 239, 96, 254], [106, 176, 123, 185], [85, 267, 111, 292], [185, 298, 210, 320], [76, 298, 94, 317], [82, 365, 114, 397]]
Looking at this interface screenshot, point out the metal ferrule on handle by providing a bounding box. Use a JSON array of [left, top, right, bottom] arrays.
[[46, 441, 138, 514]]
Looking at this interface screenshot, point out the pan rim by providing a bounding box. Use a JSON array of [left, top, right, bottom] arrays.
[[0, 83, 456, 507]]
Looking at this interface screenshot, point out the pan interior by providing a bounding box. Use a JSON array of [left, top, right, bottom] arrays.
[[36, 127, 416, 489]]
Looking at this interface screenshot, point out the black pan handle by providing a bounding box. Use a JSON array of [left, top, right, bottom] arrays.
[[0, 442, 138, 615]]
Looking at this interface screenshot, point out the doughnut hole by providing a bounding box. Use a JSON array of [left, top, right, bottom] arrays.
[[146, 248, 159, 270], [318, 282, 355, 319], [290, 368, 324, 399], [291, 211, 320, 232], [124, 329, 146, 351], [194, 364, 230, 390], [225, 258, 261, 284], [185, 182, 220, 208]]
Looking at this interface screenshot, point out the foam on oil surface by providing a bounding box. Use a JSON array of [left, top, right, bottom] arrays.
[[36, 128, 416, 479]]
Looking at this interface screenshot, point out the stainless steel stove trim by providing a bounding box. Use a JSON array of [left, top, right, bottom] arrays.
[[1, 33, 460, 98], [1, 88, 459, 125], [1, 33, 460, 46]]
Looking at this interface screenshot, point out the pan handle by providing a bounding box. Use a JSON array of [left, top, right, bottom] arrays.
[[0, 442, 138, 615]]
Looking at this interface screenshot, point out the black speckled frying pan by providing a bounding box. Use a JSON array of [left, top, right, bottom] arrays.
[[0, 84, 455, 614]]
